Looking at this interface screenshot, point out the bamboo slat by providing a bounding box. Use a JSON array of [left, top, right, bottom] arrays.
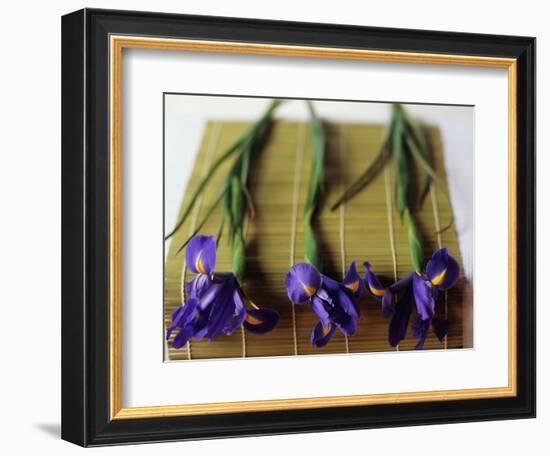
[[165, 120, 469, 360]]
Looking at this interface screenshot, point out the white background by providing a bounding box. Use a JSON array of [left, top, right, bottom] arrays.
[[127, 55, 500, 408], [0, 0, 545, 455]]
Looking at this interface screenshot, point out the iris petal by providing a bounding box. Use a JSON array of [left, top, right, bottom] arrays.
[[223, 289, 247, 335], [412, 316, 430, 350], [166, 308, 184, 340], [337, 289, 359, 320], [311, 296, 331, 328], [338, 313, 357, 336], [323, 275, 360, 319], [198, 282, 224, 310], [388, 272, 414, 293], [437, 254, 460, 290], [342, 260, 364, 298], [170, 270, 282, 347], [185, 278, 194, 296], [166, 300, 197, 340], [389, 287, 413, 347], [172, 327, 193, 349], [186, 235, 217, 275], [285, 263, 322, 304], [382, 289, 394, 317], [311, 321, 336, 347], [426, 248, 448, 284], [364, 262, 385, 300], [186, 274, 212, 300], [191, 311, 210, 340], [432, 317, 449, 341], [426, 248, 460, 290], [206, 280, 236, 339], [412, 274, 435, 321], [243, 308, 280, 334], [315, 287, 332, 304]]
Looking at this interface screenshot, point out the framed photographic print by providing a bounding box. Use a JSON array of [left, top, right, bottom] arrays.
[[61, 8, 535, 447]]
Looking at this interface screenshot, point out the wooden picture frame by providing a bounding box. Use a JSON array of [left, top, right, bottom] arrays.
[[62, 8, 535, 446]]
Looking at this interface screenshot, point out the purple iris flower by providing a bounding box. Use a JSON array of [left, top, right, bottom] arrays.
[[166, 235, 279, 349], [285, 261, 364, 348], [365, 248, 460, 349]]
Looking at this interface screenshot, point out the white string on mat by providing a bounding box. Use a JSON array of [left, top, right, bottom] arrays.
[[383, 162, 400, 352], [240, 215, 250, 358], [339, 126, 350, 354], [429, 182, 448, 350], [177, 122, 223, 360], [288, 123, 306, 356]]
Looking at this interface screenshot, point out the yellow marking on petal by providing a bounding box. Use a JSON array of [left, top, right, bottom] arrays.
[[303, 284, 317, 296], [195, 254, 207, 275], [431, 269, 447, 286], [369, 285, 385, 297], [245, 314, 263, 325], [345, 280, 360, 293], [323, 324, 332, 336], [250, 301, 260, 310]]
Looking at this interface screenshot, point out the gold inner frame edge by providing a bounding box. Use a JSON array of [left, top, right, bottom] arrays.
[[109, 35, 518, 420]]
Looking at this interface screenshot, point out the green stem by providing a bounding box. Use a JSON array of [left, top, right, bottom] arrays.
[[303, 101, 325, 272], [404, 207, 423, 272], [330, 137, 390, 211], [232, 226, 246, 283], [392, 105, 408, 219]]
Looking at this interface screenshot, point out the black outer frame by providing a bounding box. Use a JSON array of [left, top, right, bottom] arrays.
[[61, 8, 536, 447]]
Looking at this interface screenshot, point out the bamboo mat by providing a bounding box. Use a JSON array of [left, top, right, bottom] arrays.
[[164, 120, 470, 361]]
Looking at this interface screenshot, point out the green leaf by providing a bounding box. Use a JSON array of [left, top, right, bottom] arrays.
[[232, 227, 246, 283], [224, 187, 234, 243], [303, 211, 323, 271], [240, 180, 255, 217], [166, 99, 282, 242], [303, 101, 325, 272], [330, 137, 389, 211], [230, 175, 244, 225], [404, 208, 423, 272], [392, 109, 408, 219], [238, 135, 253, 185], [175, 190, 226, 254], [403, 111, 429, 156], [164, 135, 245, 240], [402, 114, 432, 208], [331, 106, 399, 210], [216, 204, 227, 245], [405, 134, 438, 181], [392, 105, 423, 268], [304, 101, 325, 212]]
